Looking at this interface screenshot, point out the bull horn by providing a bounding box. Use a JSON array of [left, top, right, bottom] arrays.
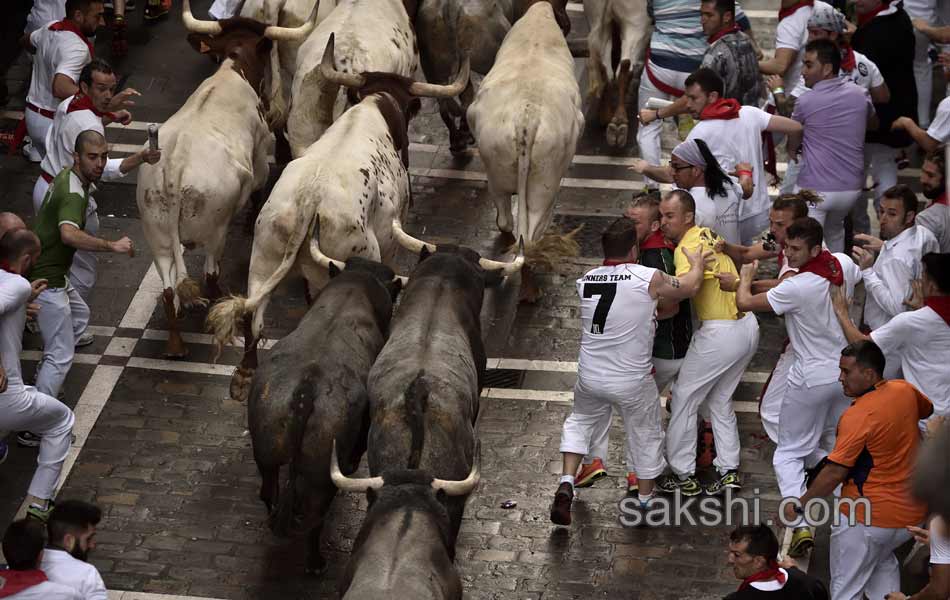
[[478, 235, 525, 275], [392, 216, 436, 255], [264, 0, 319, 41], [319, 33, 366, 88], [431, 441, 481, 497], [408, 56, 471, 98], [309, 215, 347, 272], [330, 441, 384, 493], [182, 0, 222, 35]]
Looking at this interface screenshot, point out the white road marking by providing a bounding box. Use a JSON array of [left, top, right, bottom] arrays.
[[108, 593, 227, 600], [119, 263, 163, 329], [19, 349, 100, 365]]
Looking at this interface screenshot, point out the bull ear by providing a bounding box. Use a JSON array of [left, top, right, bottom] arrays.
[[365, 488, 378, 506], [187, 33, 214, 55], [328, 262, 342, 278], [408, 98, 422, 120], [256, 36, 274, 56]]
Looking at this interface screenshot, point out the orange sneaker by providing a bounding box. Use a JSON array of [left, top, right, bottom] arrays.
[[626, 472, 638, 494], [575, 458, 608, 488], [697, 420, 717, 468]]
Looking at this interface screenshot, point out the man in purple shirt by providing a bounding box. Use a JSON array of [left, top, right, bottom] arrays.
[[789, 38, 878, 253]]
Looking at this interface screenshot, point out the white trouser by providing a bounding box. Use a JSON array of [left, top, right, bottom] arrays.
[[780, 157, 803, 196], [853, 143, 900, 236], [830, 522, 913, 600], [560, 374, 667, 479], [760, 344, 793, 444], [773, 379, 851, 525], [25, 109, 52, 162], [585, 356, 684, 467], [208, 0, 242, 19], [0, 384, 74, 500], [33, 177, 100, 304], [913, 29, 933, 128], [806, 189, 862, 254], [35, 284, 89, 398], [667, 313, 759, 476], [739, 211, 770, 247], [636, 62, 690, 188]]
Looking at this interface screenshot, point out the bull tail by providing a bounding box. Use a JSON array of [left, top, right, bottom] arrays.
[[515, 115, 538, 242], [405, 371, 430, 470], [207, 202, 316, 354], [271, 372, 318, 537]]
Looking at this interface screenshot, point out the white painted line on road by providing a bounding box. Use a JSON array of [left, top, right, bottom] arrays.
[[19, 349, 100, 365], [127, 356, 236, 377], [87, 325, 117, 337], [489, 356, 770, 384], [108, 592, 227, 600], [141, 328, 277, 350], [120, 263, 163, 329], [104, 337, 138, 357]]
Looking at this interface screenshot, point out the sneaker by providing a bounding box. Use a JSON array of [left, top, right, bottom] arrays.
[[705, 469, 741, 495], [696, 420, 717, 468], [0, 440, 8, 465], [575, 459, 607, 488], [17, 431, 40, 448], [787, 527, 814, 558], [656, 473, 703, 497], [626, 472, 638, 494], [75, 332, 95, 347], [549, 482, 574, 526], [26, 499, 55, 523]]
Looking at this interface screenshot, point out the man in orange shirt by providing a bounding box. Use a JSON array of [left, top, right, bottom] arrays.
[[785, 340, 932, 600]]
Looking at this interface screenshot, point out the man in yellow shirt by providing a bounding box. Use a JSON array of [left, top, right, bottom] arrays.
[[657, 190, 760, 496]]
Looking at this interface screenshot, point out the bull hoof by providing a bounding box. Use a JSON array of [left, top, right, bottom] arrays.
[[230, 367, 255, 402], [606, 122, 623, 148], [614, 122, 629, 147], [164, 333, 189, 359]]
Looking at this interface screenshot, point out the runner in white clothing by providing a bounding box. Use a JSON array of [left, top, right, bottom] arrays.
[[0, 520, 83, 600], [42, 500, 108, 600], [550, 216, 710, 526], [21, 0, 103, 162], [736, 216, 862, 558], [0, 230, 75, 522]]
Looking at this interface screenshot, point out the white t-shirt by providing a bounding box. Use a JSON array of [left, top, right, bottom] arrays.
[[926, 96, 950, 145], [40, 96, 124, 182], [903, 0, 936, 21], [0, 580, 82, 600], [931, 516, 950, 565], [871, 306, 950, 416], [688, 106, 772, 221], [766, 252, 862, 387], [790, 51, 884, 98], [25, 0, 66, 34], [917, 203, 950, 253], [27, 23, 92, 112], [863, 226, 940, 330], [689, 184, 741, 245], [0, 269, 32, 391], [41, 548, 108, 600], [775, 5, 812, 94], [576, 263, 657, 382]]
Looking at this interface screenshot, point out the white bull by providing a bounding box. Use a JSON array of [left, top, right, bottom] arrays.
[[286, 0, 418, 157], [467, 1, 583, 247], [208, 35, 471, 402], [584, 0, 650, 147], [136, 0, 315, 358], [238, 0, 337, 129]]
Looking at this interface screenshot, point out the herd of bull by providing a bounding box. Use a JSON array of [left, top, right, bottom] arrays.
[[124, 0, 637, 595]]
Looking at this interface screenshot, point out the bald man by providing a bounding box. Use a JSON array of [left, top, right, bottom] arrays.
[[0, 212, 26, 237]]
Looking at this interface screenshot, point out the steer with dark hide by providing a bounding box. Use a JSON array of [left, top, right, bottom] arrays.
[[331, 451, 480, 599], [365, 220, 523, 545], [248, 255, 401, 575]]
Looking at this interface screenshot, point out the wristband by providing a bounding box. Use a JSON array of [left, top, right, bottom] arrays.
[[654, 108, 662, 121], [772, 87, 785, 95], [736, 169, 753, 178]]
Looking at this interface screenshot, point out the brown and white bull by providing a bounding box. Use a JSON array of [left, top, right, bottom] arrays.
[[207, 35, 470, 402], [466, 0, 583, 292], [584, 0, 650, 147], [136, 0, 315, 358], [285, 0, 419, 157]]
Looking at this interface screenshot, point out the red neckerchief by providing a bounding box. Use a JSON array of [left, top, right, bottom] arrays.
[[708, 24, 741, 44], [49, 20, 94, 57], [799, 249, 844, 286], [641, 229, 674, 251], [934, 193, 948, 206], [738, 562, 786, 591], [0, 570, 48, 598], [700, 98, 741, 121], [925, 296, 950, 326], [778, 0, 813, 21], [840, 45, 856, 72], [857, 3, 889, 27], [68, 93, 118, 122], [603, 259, 638, 266]]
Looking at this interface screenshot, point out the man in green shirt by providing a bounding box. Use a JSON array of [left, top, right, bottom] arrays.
[[31, 130, 134, 400]]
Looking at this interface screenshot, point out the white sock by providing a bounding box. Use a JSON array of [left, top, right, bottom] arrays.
[[638, 492, 654, 507], [30, 499, 48, 510], [559, 475, 575, 488]]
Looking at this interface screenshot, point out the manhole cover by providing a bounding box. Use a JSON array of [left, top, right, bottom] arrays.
[[484, 369, 525, 389], [553, 215, 616, 258]]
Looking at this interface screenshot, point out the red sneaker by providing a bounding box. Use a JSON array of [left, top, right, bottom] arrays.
[[626, 472, 638, 494], [697, 420, 717, 468], [575, 458, 607, 488]]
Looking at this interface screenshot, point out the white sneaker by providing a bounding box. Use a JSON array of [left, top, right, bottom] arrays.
[[75, 332, 95, 347]]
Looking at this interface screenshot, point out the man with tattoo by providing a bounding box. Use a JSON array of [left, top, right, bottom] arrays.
[[656, 190, 760, 497], [550, 216, 710, 526]]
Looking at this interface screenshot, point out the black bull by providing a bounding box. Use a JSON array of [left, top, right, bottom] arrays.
[[247, 257, 400, 574]]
